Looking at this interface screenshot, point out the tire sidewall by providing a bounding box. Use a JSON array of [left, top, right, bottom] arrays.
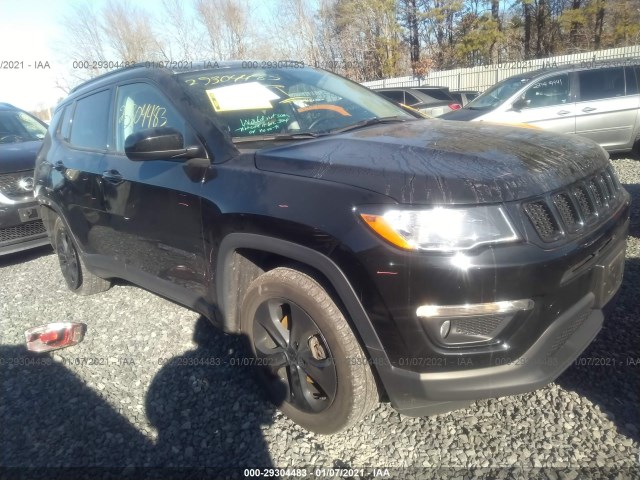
[[54, 218, 82, 291], [241, 270, 364, 434]]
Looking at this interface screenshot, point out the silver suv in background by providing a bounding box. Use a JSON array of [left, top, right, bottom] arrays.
[[442, 62, 640, 153]]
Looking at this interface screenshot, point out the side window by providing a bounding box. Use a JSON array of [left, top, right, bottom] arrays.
[[524, 74, 569, 108], [69, 90, 111, 150], [380, 91, 404, 103], [578, 67, 625, 101], [115, 83, 185, 152], [625, 67, 638, 95]]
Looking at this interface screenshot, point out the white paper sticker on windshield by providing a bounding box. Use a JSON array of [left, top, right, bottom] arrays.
[[206, 82, 280, 112]]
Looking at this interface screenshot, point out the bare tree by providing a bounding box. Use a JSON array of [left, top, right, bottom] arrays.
[[56, 2, 109, 80], [157, 0, 202, 61], [102, 0, 162, 62], [271, 0, 323, 64], [196, 0, 253, 59]]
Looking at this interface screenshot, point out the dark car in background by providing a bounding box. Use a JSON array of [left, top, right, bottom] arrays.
[[375, 87, 460, 117], [35, 63, 629, 434], [0, 103, 49, 255]]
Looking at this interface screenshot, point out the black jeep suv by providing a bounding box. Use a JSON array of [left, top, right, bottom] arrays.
[[34, 63, 630, 433]]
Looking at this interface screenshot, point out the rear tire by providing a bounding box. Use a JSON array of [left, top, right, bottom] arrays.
[[53, 217, 111, 295], [240, 267, 378, 434]]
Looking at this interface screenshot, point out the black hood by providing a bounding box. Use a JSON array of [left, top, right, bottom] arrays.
[[439, 108, 487, 121], [255, 120, 609, 205], [0, 140, 41, 174]]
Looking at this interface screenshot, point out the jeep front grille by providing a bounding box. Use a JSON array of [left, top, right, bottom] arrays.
[[553, 193, 579, 230], [524, 201, 561, 242], [524, 166, 622, 243], [0, 171, 34, 199], [0, 220, 46, 242]]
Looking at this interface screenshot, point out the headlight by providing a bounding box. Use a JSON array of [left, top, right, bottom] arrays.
[[360, 206, 519, 251]]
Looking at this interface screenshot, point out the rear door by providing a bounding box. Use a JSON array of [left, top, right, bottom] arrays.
[[574, 66, 639, 151], [54, 90, 112, 255], [101, 81, 209, 301]]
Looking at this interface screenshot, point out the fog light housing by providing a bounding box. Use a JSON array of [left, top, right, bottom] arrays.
[[417, 299, 534, 346]]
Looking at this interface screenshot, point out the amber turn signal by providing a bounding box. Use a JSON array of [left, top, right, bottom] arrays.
[[360, 213, 413, 250]]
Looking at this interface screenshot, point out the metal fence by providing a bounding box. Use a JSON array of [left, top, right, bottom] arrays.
[[362, 45, 640, 92]]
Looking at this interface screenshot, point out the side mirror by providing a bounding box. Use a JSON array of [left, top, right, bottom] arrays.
[[124, 127, 202, 161], [512, 97, 530, 111]]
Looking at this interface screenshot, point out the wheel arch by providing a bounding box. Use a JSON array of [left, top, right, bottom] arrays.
[[216, 233, 387, 359]]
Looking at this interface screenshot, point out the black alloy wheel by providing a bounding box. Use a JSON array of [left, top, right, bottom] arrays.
[[252, 298, 337, 413], [241, 267, 378, 434]]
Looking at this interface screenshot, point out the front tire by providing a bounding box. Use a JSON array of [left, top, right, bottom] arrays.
[[240, 267, 378, 434], [53, 217, 111, 295]]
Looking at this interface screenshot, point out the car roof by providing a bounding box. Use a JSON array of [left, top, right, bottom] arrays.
[[504, 58, 640, 81], [67, 60, 306, 98], [0, 102, 17, 110]]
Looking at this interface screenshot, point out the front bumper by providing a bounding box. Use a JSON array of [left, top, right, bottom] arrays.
[[0, 198, 49, 255], [378, 292, 603, 416]]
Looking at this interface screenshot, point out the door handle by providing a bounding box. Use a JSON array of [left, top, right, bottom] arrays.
[[557, 110, 571, 116], [582, 107, 597, 113], [101, 170, 123, 183], [53, 161, 65, 171]]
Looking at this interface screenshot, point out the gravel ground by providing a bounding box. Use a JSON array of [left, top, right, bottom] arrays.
[[0, 158, 639, 478]]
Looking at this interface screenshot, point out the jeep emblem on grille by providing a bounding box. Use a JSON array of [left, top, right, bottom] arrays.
[[18, 177, 34, 192]]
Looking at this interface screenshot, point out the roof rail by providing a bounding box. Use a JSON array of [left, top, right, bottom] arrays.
[[69, 62, 151, 94]]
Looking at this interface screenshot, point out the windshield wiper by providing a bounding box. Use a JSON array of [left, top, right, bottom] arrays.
[[232, 131, 326, 143], [328, 116, 409, 134]]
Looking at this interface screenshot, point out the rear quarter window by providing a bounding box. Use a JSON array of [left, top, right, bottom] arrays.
[[625, 66, 639, 95], [57, 104, 73, 141], [578, 67, 625, 101]]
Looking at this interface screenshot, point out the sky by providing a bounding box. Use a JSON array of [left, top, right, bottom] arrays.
[[0, 0, 275, 113], [0, 0, 67, 112]]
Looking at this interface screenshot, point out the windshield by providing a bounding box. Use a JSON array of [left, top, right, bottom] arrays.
[[0, 110, 47, 144], [466, 76, 533, 110], [179, 68, 414, 141]]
